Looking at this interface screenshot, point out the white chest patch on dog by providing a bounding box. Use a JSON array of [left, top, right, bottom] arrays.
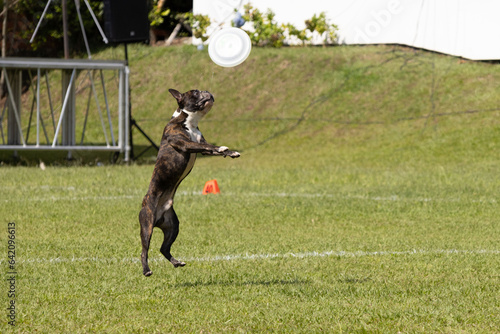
[[172, 109, 204, 143], [182, 109, 203, 143]]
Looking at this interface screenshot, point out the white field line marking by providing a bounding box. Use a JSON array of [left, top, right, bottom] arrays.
[[1, 190, 497, 204], [236, 192, 497, 204], [1, 194, 142, 203], [1, 185, 77, 191], [6, 249, 499, 265]]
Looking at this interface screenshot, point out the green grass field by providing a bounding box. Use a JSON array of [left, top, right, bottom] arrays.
[[1, 44, 499, 332]]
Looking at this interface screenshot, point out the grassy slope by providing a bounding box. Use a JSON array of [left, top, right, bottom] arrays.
[[120, 43, 500, 203], [1, 45, 499, 332], [98, 44, 500, 168]]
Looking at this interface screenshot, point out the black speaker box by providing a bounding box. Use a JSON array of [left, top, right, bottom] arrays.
[[104, 0, 150, 43]]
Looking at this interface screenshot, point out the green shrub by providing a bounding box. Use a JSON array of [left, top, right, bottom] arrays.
[[305, 12, 339, 45], [239, 4, 338, 47], [242, 4, 285, 47], [186, 13, 211, 42]]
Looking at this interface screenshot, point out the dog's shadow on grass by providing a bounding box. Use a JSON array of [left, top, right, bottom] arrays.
[[171, 278, 309, 288]]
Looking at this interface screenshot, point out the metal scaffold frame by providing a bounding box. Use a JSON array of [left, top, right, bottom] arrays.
[[0, 57, 130, 161]]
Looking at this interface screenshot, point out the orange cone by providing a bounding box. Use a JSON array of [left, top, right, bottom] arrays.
[[202, 179, 220, 195]]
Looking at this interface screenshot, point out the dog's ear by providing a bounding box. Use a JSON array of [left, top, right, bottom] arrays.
[[168, 89, 183, 104]]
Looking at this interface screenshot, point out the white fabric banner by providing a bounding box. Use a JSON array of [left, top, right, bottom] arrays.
[[194, 0, 500, 60]]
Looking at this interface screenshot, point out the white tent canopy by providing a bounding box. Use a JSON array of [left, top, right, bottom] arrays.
[[194, 0, 500, 60]]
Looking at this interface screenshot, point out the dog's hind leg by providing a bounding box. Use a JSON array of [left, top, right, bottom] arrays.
[[139, 207, 154, 276], [159, 207, 186, 268]]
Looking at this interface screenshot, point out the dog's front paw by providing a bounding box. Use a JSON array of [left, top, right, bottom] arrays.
[[217, 146, 229, 153], [223, 150, 240, 158], [229, 151, 240, 158]]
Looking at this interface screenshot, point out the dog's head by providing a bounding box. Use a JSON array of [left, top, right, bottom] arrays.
[[169, 89, 214, 117]]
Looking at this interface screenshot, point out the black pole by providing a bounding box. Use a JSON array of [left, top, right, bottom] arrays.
[[124, 43, 159, 161], [124, 44, 134, 160], [62, 0, 70, 59]]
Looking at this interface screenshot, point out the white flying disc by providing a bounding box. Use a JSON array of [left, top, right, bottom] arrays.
[[208, 27, 251, 67]]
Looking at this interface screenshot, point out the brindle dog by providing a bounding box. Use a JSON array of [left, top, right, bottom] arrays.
[[139, 89, 240, 276]]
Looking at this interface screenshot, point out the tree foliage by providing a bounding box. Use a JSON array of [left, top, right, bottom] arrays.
[[1, 0, 104, 57]]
